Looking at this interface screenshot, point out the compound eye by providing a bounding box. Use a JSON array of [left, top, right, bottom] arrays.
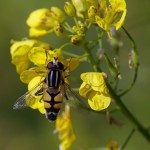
[[47, 62, 54, 69], [57, 62, 64, 70]]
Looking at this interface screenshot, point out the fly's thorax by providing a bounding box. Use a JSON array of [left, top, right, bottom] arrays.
[[46, 69, 64, 88]]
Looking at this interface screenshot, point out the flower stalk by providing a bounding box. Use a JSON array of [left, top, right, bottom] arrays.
[[84, 38, 150, 142], [10, 0, 149, 149]]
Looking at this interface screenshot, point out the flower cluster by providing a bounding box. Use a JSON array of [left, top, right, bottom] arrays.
[[72, 0, 127, 36], [26, 7, 66, 37], [10, 0, 129, 149], [79, 72, 111, 111]]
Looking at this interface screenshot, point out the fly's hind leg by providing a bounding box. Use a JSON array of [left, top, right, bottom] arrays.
[[34, 87, 45, 103]]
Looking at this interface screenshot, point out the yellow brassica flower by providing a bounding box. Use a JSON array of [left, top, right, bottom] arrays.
[[26, 7, 66, 37], [72, 0, 97, 18], [10, 39, 50, 74], [95, 0, 127, 37], [55, 104, 76, 150], [79, 72, 111, 111]]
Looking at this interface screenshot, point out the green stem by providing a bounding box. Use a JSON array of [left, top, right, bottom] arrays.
[[121, 129, 136, 150], [119, 26, 139, 96], [107, 83, 150, 142], [82, 42, 100, 72], [84, 39, 150, 142]]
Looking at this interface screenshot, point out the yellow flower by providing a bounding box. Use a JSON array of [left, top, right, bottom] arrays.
[[95, 0, 127, 37], [79, 72, 111, 111], [10, 39, 50, 74], [26, 7, 66, 37], [55, 104, 76, 150], [72, 0, 97, 18]]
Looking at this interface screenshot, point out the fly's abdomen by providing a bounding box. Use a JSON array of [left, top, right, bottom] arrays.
[[44, 90, 63, 122], [47, 70, 62, 88]]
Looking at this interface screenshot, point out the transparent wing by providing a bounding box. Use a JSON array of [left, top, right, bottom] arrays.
[[63, 83, 89, 110], [13, 81, 44, 109]]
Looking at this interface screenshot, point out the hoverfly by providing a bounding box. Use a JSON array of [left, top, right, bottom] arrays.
[[13, 57, 81, 122]]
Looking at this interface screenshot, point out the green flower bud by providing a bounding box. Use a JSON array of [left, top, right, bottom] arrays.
[[54, 24, 65, 37], [72, 22, 87, 35], [88, 5, 98, 18], [72, 26, 78, 33], [71, 35, 83, 45], [78, 21, 87, 34], [64, 2, 76, 17]]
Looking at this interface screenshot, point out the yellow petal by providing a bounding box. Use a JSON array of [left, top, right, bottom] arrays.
[[64, 57, 80, 72], [15, 60, 30, 74], [28, 76, 44, 99], [27, 76, 45, 114], [28, 47, 48, 66], [72, 0, 87, 12], [26, 8, 50, 27], [20, 67, 46, 84], [10, 40, 35, 55], [88, 91, 111, 111], [29, 28, 51, 37], [51, 7, 66, 23], [109, 0, 126, 10], [55, 105, 76, 150], [99, 0, 106, 10], [79, 82, 91, 97], [80, 72, 107, 87], [11, 45, 30, 74], [113, 9, 127, 30]]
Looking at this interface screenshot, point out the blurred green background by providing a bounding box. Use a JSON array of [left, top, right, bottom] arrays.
[[0, 0, 150, 149]]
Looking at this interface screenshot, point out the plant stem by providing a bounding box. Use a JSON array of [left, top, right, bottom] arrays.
[[119, 26, 139, 96], [107, 83, 150, 142], [121, 129, 136, 150], [84, 41, 150, 142], [83, 43, 100, 72]]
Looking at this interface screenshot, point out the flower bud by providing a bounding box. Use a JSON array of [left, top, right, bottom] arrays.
[[78, 21, 87, 34], [88, 5, 98, 21], [72, 0, 88, 18], [70, 35, 83, 45], [50, 7, 66, 23], [54, 24, 65, 37], [64, 2, 76, 17]]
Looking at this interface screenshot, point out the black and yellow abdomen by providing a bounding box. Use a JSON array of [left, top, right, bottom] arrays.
[[43, 89, 63, 122]]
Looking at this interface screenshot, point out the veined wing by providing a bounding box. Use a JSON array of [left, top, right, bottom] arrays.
[[63, 83, 88, 109], [13, 80, 44, 109]]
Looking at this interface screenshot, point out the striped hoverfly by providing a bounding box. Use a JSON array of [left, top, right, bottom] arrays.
[[13, 57, 83, 122]]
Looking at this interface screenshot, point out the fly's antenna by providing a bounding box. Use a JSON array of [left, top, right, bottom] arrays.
[[53, 57, 59, 65]]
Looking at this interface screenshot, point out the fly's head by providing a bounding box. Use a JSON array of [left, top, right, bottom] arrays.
[[47, 57, 64, 70]]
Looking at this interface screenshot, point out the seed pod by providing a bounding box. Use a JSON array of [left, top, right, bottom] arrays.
[[104, 53, 118, 79]]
